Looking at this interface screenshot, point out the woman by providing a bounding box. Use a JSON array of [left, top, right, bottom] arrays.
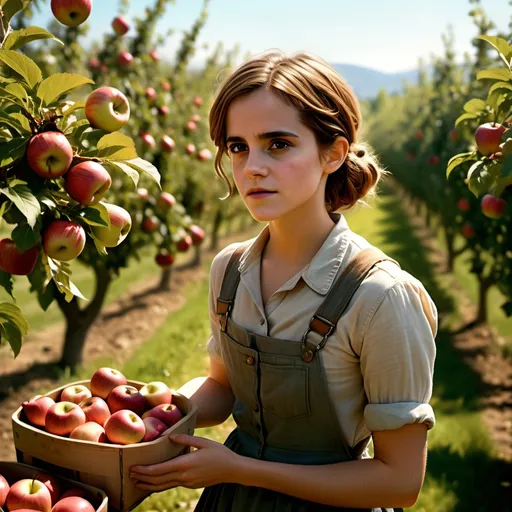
[[130, 50, 437, 511]]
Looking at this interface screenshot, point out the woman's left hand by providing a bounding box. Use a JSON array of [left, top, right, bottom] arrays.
[[130, 434, 243, 491]]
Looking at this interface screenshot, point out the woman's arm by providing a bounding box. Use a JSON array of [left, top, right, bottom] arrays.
[[176, 358, 234, 428]]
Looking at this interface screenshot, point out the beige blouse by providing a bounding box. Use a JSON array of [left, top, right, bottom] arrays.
[[206, 213, 437, 451]]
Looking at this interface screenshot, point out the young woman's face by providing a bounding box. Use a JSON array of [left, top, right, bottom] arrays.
[[225, 87, 330, 223]]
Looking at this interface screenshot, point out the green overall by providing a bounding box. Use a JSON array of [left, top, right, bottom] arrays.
[[195, 244, 404, 512]]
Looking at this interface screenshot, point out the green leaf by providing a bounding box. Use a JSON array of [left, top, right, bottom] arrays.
[[62, 117, 88, 135], [80, 206, 110, 227], [446, 151, 477, 178], [0, 137, 29, 166], [477, 35, 512, 64], [89, 231, 108, 256], [467, 161, 494, 197], [488, 81, 512, 97], [0, 110, 30, 135], [0, 0, 31, 24], [0, 301, 29, 357], [104, 160, 139, 187], [88, 202, 111, 229], [37, 73, 94, 106], [2, 82, 29, 105], [27, 261, 55, 311], [125, 157, 161, 187], [60, 101, 85, 117], [455, 112, 478, 126], [11, 222, 38, 251], [9, 112, 31, 132], [476, 68, 511, 82], [42, 254, 88, 302], [0, 50, 42, 89], [96, 132, 137, 160], [3, 27, 63, 51], [0, 270, 14, 299], [0, 184, 41, 228], [463, 98, 487, 115]]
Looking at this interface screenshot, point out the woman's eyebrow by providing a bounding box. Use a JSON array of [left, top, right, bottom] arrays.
[[225, 131, 299, 144]]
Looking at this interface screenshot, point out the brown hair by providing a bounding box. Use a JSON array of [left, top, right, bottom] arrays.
[[209, 50, 388, 211]]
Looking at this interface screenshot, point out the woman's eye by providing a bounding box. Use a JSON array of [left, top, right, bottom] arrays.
[[269, 140, 290, 150], [228, 143, 246, 154]]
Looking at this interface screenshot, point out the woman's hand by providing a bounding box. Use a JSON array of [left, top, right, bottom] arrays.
[[129, 434, 243, 491]]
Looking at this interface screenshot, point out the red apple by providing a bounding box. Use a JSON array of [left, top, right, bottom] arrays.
[[65, 162, 112, 206], [475, 123, 507, 156], [79, 396, 111, 426], [60, 384, 92, 405], [457, 199, 470, 212], [198, 148, 212, 161], [185, 143, 196, 155], [186, 120, 197, 132], [136, 188, 149, 200], [85, 86, 130, 132], [112, 15, 129, 36], [100, 65, 108, 73], [27, 132, 73, 178], [139, 381, 172, 408], [90, 367, 128, 399], [142, 416, 168, 442], [155, 252, 175, 268], [407, 151, 415, 160], [161, 81, 171, 91], [428, 155, 440, 165], [461, 223, 476, 239], [51, 0, 92, 27], [45, 401, 86, 436], [144, 403, 182, 427], [117, 51, 133, 68], [141, 132, 156, 149], [22, 396, 55, 427], [157, 191, 176, 210], [43, 220, 86, 262], [161, 135, 176, 153], [70, 421, 107, 443], [52, 496, 95, 512], [193, 96, 203, 106], [92, 203, 132, 247], [481, 194, 506, 219], [6, 478, 52, 512], [188, 225, 205, 245], [190, 114, 201, 123], [59, 488, 88, 500], [158, 106, 169, 117], [149, 49, 159, 62], [88, 58, 100, 69], [104, 410, 145, 445], [145, 87, 157, 101], [449, 129, 459, 142], [35, 473, 61, 506], [415, 129, 423, 141], [0, 473, 9, 507], [142, 216, 159, 233], [0, 238, 39, 275], [107, 385, 145, 415], [176, 235, 192, 253]]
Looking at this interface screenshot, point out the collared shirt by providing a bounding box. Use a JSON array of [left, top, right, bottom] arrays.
[[207, 213, 437, 450]]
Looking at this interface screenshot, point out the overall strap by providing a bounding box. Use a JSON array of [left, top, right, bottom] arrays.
[[301, 247, 400, 362], [216, 244, 247, 331]]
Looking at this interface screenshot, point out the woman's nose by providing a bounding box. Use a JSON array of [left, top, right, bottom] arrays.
[[244, 151, 268, 178]]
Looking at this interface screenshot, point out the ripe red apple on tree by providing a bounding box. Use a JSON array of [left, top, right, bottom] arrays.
[[415, 129, 423, 141], [158, 105, 169, 117], [149, 49, 159, 62], [0, 473, 9, 507], [141, 132, 156, 149], [60, 384, 92, 405], [185, 143, 196, 155], [85, 86, 130, 132], [161, 81, 171, 91], [43, 220, 86, 262], [461, 223, 476, 239], [142, 216, 159, 234], [155, 251, 175, 268], [52, 496, 95, 512], [143, 403, 182, 427], [157, 191, 176, 210], [176, 235, 192, 253], [88, 57, 100, 69], [51, 0, 92, 27], [186, 120, 197, 132], [6, 478, 52, 512], [70, 421, 107, 443], [0, 239, 39, 276], [117, 51, 133, 68], [137, 188, 149, 200], [90, 367, 127, 398], [139, 381, 172, 408], [475, 123, 507, 156], [104, 410, 146, 445], [65, 162, 112, 206], [481, 194, 506, 219], [198, 148, 212, 161], [142, 416, 168, 442], [193, 96, 203, 106], [188, 225, 205, 245], [22, 396, 55, 427], [112, 15, 129, 35], [449, 129, 459, 142], [145, 87, 157, 101], [428, 155, 440, 165], [35, 473, 61, 506], [190, 114, 201, 123], [107, 385, 145, 415], [161, 135, 176, 153], [92, 203, 132, 247], [457, 199, 470, 212], [79, 396, 111, 426], [45, 401, 86, 436], [27, 132, 73, 178]]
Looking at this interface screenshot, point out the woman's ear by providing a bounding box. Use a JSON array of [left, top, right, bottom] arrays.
[[323, 136, 349, 175]]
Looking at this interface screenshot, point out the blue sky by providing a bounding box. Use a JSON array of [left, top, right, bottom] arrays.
[[32, 0, 510, 73]]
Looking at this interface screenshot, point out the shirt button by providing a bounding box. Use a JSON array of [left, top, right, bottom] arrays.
[[259, 318, 265, 325], [246, 356, 255, 365], [252, 402, 260, 412]]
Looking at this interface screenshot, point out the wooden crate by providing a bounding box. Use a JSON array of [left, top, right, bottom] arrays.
[[11, 379, 198, 512], [0, 460, 108, 511]]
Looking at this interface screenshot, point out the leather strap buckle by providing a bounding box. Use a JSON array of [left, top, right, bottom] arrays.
[[216, 299, 232, 332], [300, 315, 335, 362]]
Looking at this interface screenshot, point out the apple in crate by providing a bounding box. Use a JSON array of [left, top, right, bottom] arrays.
[[140, 381, 172, 408], [52, 496, 95, 512], [104, 410, 145, 445], [45, 401, 86, 436], [90, 367, 127, 399], [60, 384, 92, 405], [70, 422, 107, 443], [59, 488, 89, 500], [107, 385, 145, 415], [79, 396, 111, 426], [0, 473, 9, 507], [143, 403, 182, 427], [22, 396, 55, 427], [142, 416, 168, 442], [6, 478, 52, 512], [35, 473, 61, 506]]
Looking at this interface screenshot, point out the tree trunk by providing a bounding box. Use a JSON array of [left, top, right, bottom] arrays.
[[190, 244, 201, 267], [209, 207, 223, 252], [57, 266, 112, 373], [158, 266, 173, 291], [425, 208, 432, 228], [444, 226, 456, 273], [415, 200, 421, 215], [476, 276, 492, 325]]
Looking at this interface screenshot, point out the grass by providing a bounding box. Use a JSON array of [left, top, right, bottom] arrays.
[[23, 190, 512, 511]]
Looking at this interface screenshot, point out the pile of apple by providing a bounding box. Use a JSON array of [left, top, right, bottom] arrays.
[[21, 368, 182, 445], [0, 470, 97, 512]]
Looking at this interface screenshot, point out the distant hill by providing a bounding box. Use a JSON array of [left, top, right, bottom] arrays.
[[330, 63, 424, 100]]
